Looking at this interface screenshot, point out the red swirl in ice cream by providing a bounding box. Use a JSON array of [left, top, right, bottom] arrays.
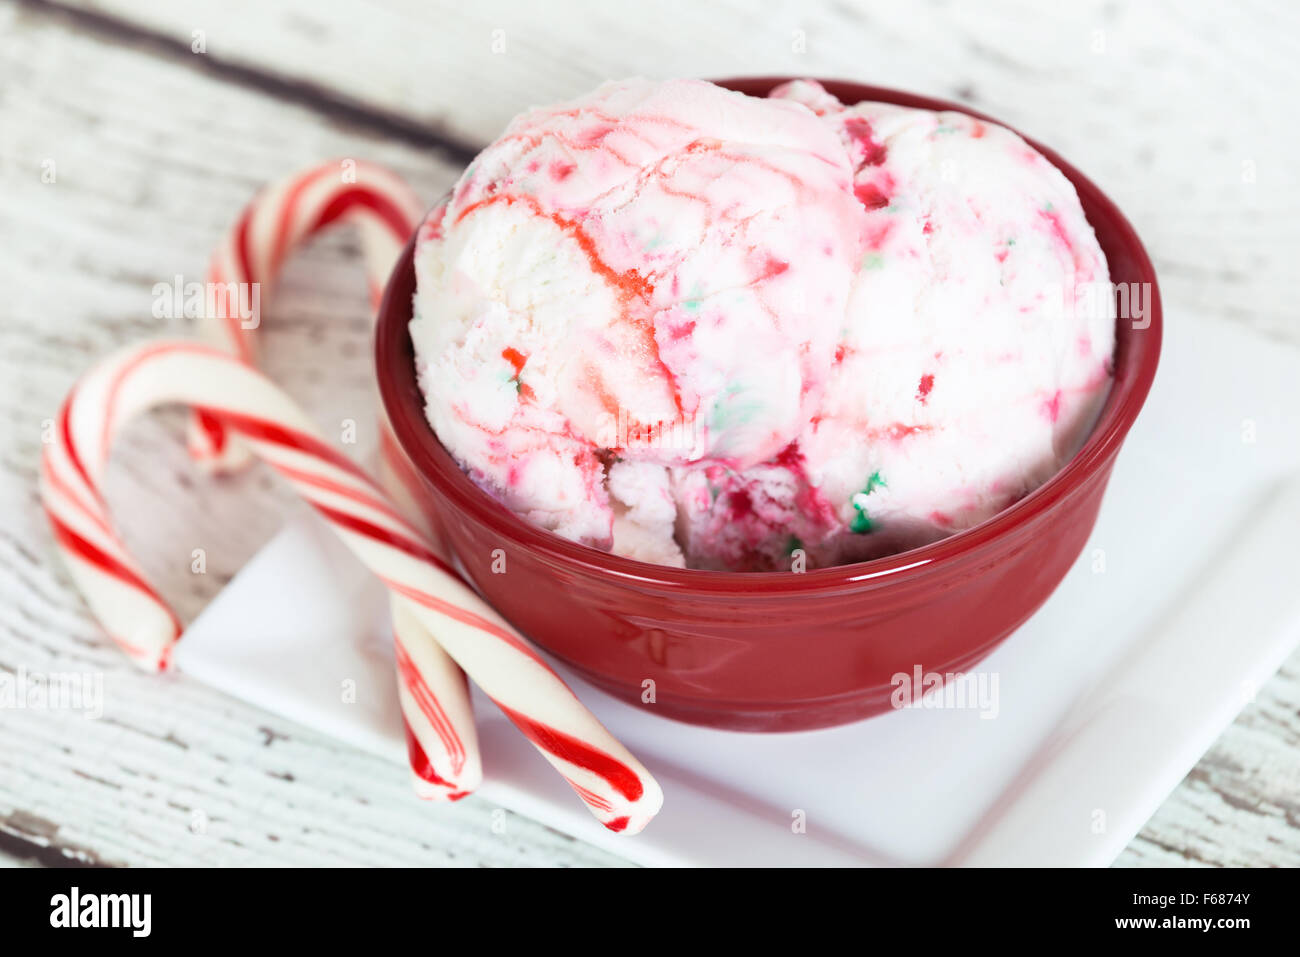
[[411, 78, 1115, 571], [412, 78, 862, 563]]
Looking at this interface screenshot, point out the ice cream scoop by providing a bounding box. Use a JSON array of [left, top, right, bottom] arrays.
[[410, 77, 863, 565], [411, 78, 1114, 571], [671, 81, 1116, 569]]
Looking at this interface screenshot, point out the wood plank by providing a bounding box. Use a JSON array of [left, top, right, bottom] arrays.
[[46, 0, 1300, 342], [0, 2, 623, 866]]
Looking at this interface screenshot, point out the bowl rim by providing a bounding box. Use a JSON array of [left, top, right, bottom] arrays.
[[376, 76, 1162, 594]]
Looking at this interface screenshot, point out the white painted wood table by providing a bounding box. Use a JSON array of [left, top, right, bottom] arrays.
[[1, 0, 1297, 867]]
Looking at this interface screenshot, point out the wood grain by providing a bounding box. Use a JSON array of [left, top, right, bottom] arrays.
[[1, 0, 1297, 867]]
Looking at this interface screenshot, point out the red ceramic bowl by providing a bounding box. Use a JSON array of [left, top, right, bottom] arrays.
[[376, 78, 1161, 732]]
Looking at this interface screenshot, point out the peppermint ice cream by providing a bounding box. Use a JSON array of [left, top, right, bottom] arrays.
[[410, 78, 1114, 571]]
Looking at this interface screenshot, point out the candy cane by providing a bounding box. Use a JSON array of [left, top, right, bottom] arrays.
[[41, 341, 663, 833], [180, 163, 477, 800], [188, 160, 421, 471]]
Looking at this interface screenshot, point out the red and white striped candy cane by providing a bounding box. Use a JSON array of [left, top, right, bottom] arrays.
[[188, 159, 420, 470], [183, 162, 476, 800], [41, 342, 663, 833]]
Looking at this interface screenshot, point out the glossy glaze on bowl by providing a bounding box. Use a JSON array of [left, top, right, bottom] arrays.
[[377, 78, 1162, 731]]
